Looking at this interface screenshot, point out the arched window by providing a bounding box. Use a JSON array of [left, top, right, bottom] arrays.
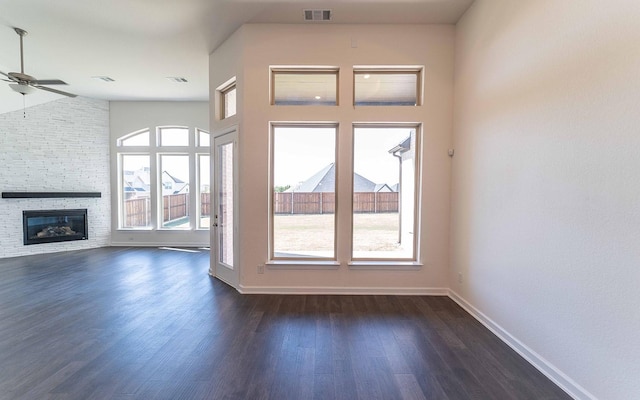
[[116, 126, 210, 230]]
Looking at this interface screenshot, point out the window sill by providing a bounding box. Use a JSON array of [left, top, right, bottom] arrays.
[[266, 260, 340, 270], [348, 261, 423, 270]]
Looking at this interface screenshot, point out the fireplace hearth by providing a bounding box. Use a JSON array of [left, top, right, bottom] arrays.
[[23, 209, 88, 245]]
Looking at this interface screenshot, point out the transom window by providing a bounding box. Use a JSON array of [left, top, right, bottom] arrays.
[[216, 78, 237, 120], [353, 68, 422, 106], [159, 127, 189, 146], [271, 68, 339, 106]]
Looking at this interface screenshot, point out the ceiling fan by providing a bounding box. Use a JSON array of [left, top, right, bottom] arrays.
[[1, 27, 76, 98]]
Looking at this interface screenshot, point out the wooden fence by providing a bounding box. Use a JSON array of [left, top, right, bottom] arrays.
[[163, 193, 189, 222], [124, 193, 211, 227], [274, 192, 398, 214]]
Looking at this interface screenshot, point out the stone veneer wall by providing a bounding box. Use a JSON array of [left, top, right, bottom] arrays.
[[0, 97, 110, 258]]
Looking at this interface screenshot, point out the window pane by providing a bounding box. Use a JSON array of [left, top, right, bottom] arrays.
[[354, 71, 419, 106], [119, 130, 149, 146], [218, 143, 234, 266], [272, 125, 336, 259], [198, 129, 210, 147], [198, 154, 211, 229], [159, 127, 189, 146], [121, 155, 151, 228], [272, 70, 338, 105], [223, 86, 237, 118], [352, 126, 417, 259], [160, 155, 190, 229]]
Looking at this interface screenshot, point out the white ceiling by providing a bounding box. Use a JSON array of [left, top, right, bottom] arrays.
[[0, 0, 473, 115]]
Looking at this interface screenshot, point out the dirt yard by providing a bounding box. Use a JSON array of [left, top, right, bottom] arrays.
[[273, 213, 400, 253]]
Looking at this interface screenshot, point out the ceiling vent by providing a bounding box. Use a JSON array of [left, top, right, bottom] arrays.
[[304, 9, 332, 22]]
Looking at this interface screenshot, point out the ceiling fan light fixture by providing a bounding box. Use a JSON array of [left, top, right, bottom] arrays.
[[167, 77, 188, 83], [9, 83, 36, 95], [92, 76, 115, 82]]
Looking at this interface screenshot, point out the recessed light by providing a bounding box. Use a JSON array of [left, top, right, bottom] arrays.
[[167, 77, 188, 83], [315, 95, 322, 100], [92, 76, 114, 82]]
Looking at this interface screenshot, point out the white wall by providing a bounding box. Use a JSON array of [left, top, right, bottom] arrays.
[[451, 1, 640, 399], [109, 101, 210, 247], [210, 24, 455, 293], [0, 97, 111, 258]]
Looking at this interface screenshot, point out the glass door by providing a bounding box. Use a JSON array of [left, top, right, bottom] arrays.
[[210, 129, 238, 288]]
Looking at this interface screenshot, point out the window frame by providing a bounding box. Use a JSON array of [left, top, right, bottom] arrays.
[[353, 67, 423, 107], [118, 153, 152, 230], [115, 126, 210, 231], [350, 123, 422, 263], [221, 83, 237, 119], [216, 77, 237, 121], [268, 122, 339, 262], [270, 67, 340, 106]]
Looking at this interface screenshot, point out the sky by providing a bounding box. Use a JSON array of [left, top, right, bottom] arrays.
[[273, 126, 413, 187]]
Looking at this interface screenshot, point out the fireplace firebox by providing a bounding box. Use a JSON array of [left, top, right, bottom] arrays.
[[23, 209, 88, 245]]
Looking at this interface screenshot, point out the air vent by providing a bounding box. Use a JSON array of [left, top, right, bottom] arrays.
[[304, 9, 332, 21], [167, 77, 188, 83], [92, 76, 115, 82]]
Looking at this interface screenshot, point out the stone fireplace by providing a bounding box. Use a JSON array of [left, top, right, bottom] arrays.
[[23, 209, 88, 245]]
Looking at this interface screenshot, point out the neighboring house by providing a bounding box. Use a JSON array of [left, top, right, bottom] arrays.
[[289, 163, 393, 193], [123, 167, 188, 198], [123, 167, 151, 199], [162, 171, 189, 196], [374, 183, 394, 193]]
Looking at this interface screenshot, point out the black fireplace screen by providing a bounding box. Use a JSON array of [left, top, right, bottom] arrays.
[[23, 209, 88, 245]]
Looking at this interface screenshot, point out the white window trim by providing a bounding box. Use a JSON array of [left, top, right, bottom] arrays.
[[269, 122, 339, 262], [350, 123, 422, 263]]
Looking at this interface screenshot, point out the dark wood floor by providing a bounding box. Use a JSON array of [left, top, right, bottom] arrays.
[[0, 247, 571, 400]]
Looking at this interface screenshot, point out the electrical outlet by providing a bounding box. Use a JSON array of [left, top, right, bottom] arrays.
[[458, 272, 463, 284], [257, 265, 264, 274]]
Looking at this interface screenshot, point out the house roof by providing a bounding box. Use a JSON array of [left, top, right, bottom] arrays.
[[291, 163, 393, 193]]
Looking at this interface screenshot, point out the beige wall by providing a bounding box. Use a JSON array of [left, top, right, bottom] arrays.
[[210, 24, 455, 292], [451, 1, 640, 399]]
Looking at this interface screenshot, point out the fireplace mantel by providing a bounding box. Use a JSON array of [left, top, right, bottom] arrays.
[[2, 192, 102, 199]]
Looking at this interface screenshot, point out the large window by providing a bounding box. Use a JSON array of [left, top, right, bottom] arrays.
[[271, 124, 337, 259], [116, 126, 210, 231], [120, 154, 151, 228], [352, 126, 419, 260], [268, 66, 423, 265]]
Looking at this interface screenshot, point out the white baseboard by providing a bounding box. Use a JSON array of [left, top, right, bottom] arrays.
[[237, 285, 449, 296], [109, 242, 207, 248], [447, 290, 596, 400]]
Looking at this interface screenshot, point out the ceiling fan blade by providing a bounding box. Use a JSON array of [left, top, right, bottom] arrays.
[[1, 71, 19, 82], [33, 79, 68, 85], [34, 85, 77, 98]]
